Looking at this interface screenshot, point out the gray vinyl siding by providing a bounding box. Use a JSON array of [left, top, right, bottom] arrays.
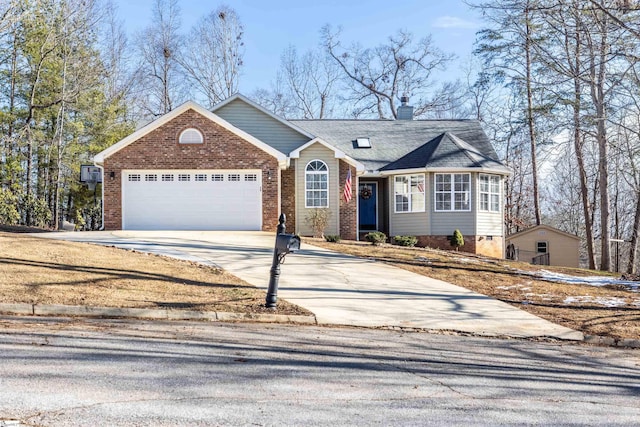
[[476, 174, 504, 236], [295, 144, 339, 236], [388, 173, 429, 236], [476, 211, 503, 235], [429, 173, 476, 236], [388, 172, 507, 237], [215, 99, 309, 154]]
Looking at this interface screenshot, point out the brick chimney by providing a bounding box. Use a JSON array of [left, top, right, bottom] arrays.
[[397, 96, 413, 120]]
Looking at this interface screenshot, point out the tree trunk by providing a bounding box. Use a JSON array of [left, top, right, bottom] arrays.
[[525, 1, 541, 226], [571, 22, 597, 270], [596, 70, 611, 272], [627, 191, 640, 274]]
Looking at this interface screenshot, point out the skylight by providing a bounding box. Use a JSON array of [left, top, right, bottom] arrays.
[[356, 137, 371, 148]]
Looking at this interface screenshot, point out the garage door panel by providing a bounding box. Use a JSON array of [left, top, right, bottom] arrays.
[[122, 170, 262, 230]]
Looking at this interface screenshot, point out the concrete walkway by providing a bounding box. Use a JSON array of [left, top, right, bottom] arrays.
[[33, 230, 583, 340]]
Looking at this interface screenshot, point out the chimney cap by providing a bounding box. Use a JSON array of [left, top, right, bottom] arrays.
[[400, 96, 409, 105]]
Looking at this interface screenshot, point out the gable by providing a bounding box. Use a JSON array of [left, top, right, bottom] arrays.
[[508, 225, 580, 241], [381, 132, 510, 173], [94, 101, 286, 166], [213, 96, 311, 154]]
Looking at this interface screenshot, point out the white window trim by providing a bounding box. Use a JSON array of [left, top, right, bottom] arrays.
[[178, 128, 204, 144], [305, 159, 329, 208], [434, 173, 471, 212], [393, 174, 426, 214], [478, 173, 501, 213]]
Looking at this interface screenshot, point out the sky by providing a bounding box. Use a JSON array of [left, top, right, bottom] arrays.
[[113, 0, 483, 95]]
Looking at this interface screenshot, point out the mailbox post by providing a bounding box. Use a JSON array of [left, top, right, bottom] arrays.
[[265, 213, 300, 309]]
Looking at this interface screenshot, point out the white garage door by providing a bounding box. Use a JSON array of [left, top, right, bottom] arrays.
[[122, 170, 262, 230]]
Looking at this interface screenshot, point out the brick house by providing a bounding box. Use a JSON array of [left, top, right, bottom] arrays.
[[94, 94, 510, 256]]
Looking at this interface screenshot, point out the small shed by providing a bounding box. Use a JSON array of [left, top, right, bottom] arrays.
[[506, 225, 580, 268]]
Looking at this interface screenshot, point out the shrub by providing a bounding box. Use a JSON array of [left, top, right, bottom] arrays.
[[304, 208, 331, 238], [393, 235, 418, 247], [21, 194, 52, 228], [365, 231, 387, 246], [325, 235, 341, 243], [450, 229, 464, 251], [0, 188, 20, 225]]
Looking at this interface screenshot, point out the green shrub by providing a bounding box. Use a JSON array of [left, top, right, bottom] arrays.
[[393, 235, 418, 247], [365, 231, 387, 245], [450, 229, 464, 251], [0, 188, 20, 225], [325, 235, 341, 243]]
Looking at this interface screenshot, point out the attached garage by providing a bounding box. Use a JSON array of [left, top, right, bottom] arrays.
[[94, 101, 286, 232], [122, 169, 262, 230]]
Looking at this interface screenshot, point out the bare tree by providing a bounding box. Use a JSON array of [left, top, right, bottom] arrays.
[[100, 0, 137, 109], [136, 0, 184, 116], [275, 45, 341, 119], [322, 26, 455, 119], [180, 5, 244, 108], [472, 0, 547, 227]]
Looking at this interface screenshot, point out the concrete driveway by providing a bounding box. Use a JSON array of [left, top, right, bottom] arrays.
[[34, 230, 582, 340]]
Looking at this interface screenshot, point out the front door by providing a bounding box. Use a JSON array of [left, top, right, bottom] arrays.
[[358, 182, 377, 231]]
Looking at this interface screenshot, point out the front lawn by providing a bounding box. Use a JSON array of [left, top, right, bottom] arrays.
[[0, 232, 308, 316], [309, 238, 640, 340]]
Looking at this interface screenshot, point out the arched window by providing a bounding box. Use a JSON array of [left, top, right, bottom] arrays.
[[179, 128, 203, 144], [305, 160, 328, 207]]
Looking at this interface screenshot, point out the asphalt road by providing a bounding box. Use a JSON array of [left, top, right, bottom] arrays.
[[0, 317, 638, 426]]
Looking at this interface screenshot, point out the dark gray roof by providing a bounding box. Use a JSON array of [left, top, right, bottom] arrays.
[[289, 119, 508, 173]]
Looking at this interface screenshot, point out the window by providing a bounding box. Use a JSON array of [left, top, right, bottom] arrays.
[[212, 174, 224, 181], [228, 174, 240, 182], [178, 128, 203, 144], [145, 174, 157, 182], [128, 174, 141, 182], [537, 241, 548, 253], [394, 174, 425, 213], [178, 174, 190, 182], [245, 174, 257, 182], [479, 174, 501, 212], [195, 174, 207, 182], [305, 160, 328, 207], [435, 173, 470, 211], [162, 174, 174, 182], [356, 137, 371, 148]]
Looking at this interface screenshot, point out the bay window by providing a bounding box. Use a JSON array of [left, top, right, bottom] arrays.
[[435, 173, 470, 211], [394, 174, 425, 213]]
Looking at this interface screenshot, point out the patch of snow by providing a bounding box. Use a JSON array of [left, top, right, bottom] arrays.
[[526, 270, 640, 292], [525, 293, 555, 300], [496, 284, 531, 291], [454, 257, 477, 264], [564, 296, 628, 308]]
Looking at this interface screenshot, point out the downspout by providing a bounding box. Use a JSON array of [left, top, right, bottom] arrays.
[[355, 174, 360, 241], [95, 164, 105, 230]]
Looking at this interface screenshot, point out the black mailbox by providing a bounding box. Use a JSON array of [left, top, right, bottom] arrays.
[[275, 233, 301, 254], [266, 214, 300, 309]]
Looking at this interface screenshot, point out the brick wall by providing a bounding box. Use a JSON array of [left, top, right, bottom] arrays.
[[339, 161, 357, 240], [414, 235, 477, 254], [102, 109, 280, 231], [280, 163, 296, 232]]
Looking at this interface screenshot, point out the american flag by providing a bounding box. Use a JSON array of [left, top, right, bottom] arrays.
[[343, 169, 353, 203]]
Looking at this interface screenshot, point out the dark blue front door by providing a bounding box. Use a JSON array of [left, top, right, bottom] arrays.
[[359, 182, 377, 231]]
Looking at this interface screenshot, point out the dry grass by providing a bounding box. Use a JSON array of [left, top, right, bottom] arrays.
[[0, 232, 309, 316], [309, 238, 640, 340]]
